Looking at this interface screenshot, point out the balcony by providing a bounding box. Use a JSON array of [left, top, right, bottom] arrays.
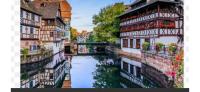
[[20, 18, 40, 27], [41, 26, 56, 31], [21, 33, 39, 40], [140, 44, 182, 76], [21, 48, 53, 64]]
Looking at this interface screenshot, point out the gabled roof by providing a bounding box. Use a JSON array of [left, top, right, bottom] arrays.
[[31, 1, 60, 19], [20, 0, 41, 15], [118, 0, 179, 18], [31, 0, 71, 21], [60, 0, 72, 19]]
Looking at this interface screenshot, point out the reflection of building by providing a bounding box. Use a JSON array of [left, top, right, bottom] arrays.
[[118, 0, 183, 88], [62, 60, 71, 88], [141, 64, 173, 87], [40, 52, 67, 88], [120, 57, 157, 88]]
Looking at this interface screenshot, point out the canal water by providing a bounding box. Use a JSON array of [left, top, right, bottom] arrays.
[[70, 55, 140, 88], [62, 45, 170, 88]]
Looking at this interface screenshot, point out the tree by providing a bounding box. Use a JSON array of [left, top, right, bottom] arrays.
[[92, 3, 126, 43], [70, 27, 78, 42]]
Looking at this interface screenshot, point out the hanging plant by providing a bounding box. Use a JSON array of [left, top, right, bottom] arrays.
[[168, 43, 177, 55], [21, 72, 29, 80], [142, 42, 150, 51], [21, 48, 29, 60], [173, 49, 184, 88], [155, 42, 164, 53]]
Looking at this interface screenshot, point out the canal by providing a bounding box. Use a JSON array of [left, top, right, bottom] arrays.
[[69, 55, 141, 88], [62, 45, 163, 88]]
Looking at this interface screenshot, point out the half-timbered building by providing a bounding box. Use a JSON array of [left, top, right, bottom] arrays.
[[31, 0, 68, 88], [118, 0, 183, 87], [20, 0, 43, 88], [118, 0, 183, 55], [20, 0, 42, 55]]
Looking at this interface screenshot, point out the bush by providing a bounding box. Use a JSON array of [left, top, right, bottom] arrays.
[[21, 48, 29, 59], [21, 72, 28, 80], [155, 42, 164, 52], [142, 42, 150, 51], [168, 43, 177, 54]]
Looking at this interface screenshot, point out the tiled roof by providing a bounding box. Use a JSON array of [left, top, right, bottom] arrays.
[[118, 0, 179, 18], [31, 1, 60, 19], [31, 0, 71, 20], [20, 0, 41, 15], [60, 0, 72, 19]]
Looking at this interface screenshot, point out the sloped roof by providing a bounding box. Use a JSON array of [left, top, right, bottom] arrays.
[[31, 0, 71, 20], [118, 0, 178, 18], [60, 0, 72, 19], [20, 0, 41, 15], [31, 1, 60, 19]]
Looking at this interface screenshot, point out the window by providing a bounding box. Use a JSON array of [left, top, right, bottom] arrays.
[[49, 73, 53, 80], [22, 26, 28, 33], [123, 39, 128, 48], [29, 81, 33, 88], [32, 45, 37, 51], [130, 64, 134, 75], [145, 38, 150, 43], [47, 20, 51, 25], [20, 10, 23, 18], [136, 66, 141, 78], [123, 62, 128, 72], [35, 15, 39, 22], [23, 11, 26, 18], [136, 39, 140, 49], [26, 12, 29, 19], [31, 13, 35, 21], [30, 27, 34, 34], [130, 39, 133, 48], [50, 32, 54, 37], [20, 26, 22, 33]]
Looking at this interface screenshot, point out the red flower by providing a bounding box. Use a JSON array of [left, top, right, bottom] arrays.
[[166, 71, 176, 77], [175, 55, 181, 62]]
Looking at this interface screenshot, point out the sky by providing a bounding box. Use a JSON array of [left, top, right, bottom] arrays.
[[67, 0, 134, 32]]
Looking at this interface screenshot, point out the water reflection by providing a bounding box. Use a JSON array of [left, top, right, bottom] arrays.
[[70, 53, 143, 88], [66, 46, 172, 88]]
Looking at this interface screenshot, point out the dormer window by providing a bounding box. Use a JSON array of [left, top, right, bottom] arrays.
[[40, 3, 45, 7]]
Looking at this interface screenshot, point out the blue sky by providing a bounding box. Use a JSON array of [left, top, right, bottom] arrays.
[[68, 0, 134, 32]]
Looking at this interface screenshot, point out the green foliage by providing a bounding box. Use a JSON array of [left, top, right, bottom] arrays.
[[21, 48, 29, 59], [86, 33, 95, 43], [168, 43, 177, 54], [70, 27, 78, 42], [142, 42, 150, 51], [21, 72, 28, 80], [92, 3, 126, 43], [155, 42, 164, 52]]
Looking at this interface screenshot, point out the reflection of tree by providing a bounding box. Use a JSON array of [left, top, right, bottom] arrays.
[[93, 64, 121, 88], [91, 54, 121, 88]]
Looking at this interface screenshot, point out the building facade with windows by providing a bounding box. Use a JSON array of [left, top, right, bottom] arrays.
[[118, 0, 183, 55], [20, 0, 43, 88], [31, 0, 68, 88], [20, 0, 42, 55], [118, 0, 183, 87]]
